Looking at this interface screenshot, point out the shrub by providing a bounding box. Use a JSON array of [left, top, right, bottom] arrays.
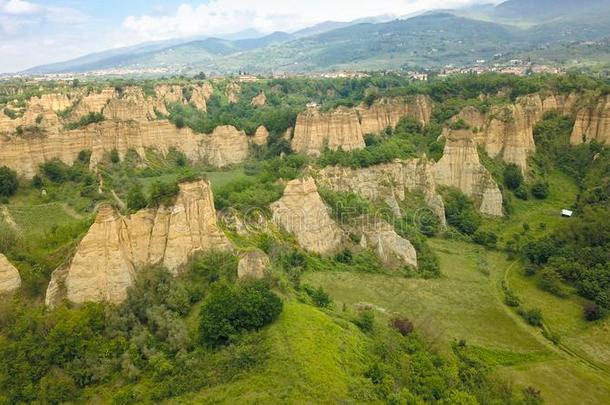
[[391, 318, 414, 336], [584, 304, 603, 321], [542, 329, 561, 345], [149, 181, 180, 206], [199, 281, 282, 345], [335, 248, 353, 264], [77, 150, 92, 165], [518, 308, 543, 327], [503, 164, 523, 190], [443, 189, 481, 235], [514, 185, 529, 200], [354, 309, 375, 333], [41, 159, 69, 183], [538, 268, 568, 298], [110, 149, 120, 164], [303, 285, 332, 308], [472, 230, 498, 248], [0, 166, 18, 197], [64, 112, 104, 130], [127, 184, 147, 211], [531, 181, 549, 199], [504, 290, 521, 307]]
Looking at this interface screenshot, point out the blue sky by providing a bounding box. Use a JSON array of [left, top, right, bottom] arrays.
[[0, 0, 500, 72]]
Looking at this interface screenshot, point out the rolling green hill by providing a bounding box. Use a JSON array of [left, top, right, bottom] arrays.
[[24, 3, 610, 75]]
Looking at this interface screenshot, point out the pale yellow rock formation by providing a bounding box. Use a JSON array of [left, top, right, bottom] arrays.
[[71, 88, 117, 119], [200, 125, 251, 167], [0, 254, 21, 295], [30, 93, 73, 112], [251, 91, 267, 107], [291, 106, 365, 156], [0, 121, 252, 177], [103, 87, 154, 122], [237, 250, 270, 279], [227, 82, 241, 104], [452, 93, 582, 171], [292, 97, 432, 157], [271, 177, 344, 254], [317, 159, 446, 226], [358, 96, 433, 134], [252, 126, 269, 146], [155, 85, 184, 104], [434, 130, 504, 217], [190, 86, 208, 111], [200, 82, 215, 100], [571, 95, 610, 145], [359, 221, 417, 268], [45, 180, 231, 305]]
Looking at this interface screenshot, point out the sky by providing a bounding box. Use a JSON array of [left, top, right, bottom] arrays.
[[0, 0, 502, 73]]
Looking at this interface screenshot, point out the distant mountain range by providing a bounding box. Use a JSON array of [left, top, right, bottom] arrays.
[[24, 0, 610, 75]]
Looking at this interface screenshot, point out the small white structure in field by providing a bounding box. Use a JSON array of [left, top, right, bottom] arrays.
[[561, 209, 573, 218]]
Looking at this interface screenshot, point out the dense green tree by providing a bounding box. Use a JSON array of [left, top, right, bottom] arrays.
[[199, 281, 282, 345], [127, 184, 147, 211], [503, 164, 523, 191], [0, 166, 18, 197]]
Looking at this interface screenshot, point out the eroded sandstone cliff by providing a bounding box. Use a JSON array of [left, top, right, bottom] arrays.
[[0, 253, 21, 295], [358, 95, 432, 134], [452, 93, 585, 171], [292, 96, 433, 156], [271, 177, 344, 254], [434, 129, 504, 217], [0, 121, 258, 177], [571, 95, 610, 145], [291, 106, 365, 156], [45, 180, 231, 306], [317, 159, 446, 226]]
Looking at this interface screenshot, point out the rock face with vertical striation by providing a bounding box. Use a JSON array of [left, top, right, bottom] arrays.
[[359, 221, 417, 269], [0, 254, 21, 295], [200, 125, 251, 167], [271, 177, 344, 254], [45, 180, 231, 306], [358, 96, 433, 134], [291, 106, 365, 156], [317, 159, 446, 226], [0, 121, 253, 177], [434, 130, 504, 217], [452, 93, 582, 171], [571, 95, 610, 145], [292, 97, 433, 157]]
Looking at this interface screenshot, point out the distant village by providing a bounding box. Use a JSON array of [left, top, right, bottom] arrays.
[[1, 59, 565, 83]]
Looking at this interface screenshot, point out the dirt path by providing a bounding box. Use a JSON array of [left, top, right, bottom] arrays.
[[500, 260, 609, 376]]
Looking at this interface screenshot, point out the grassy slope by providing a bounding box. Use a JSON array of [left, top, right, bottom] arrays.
[[174, 301, 368, 404], [480, 170, 579, 247], [304, 237, 610, 404], [302, 169, 610, 404]]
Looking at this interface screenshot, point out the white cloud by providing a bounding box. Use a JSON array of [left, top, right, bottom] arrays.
[[2, 0, 41, 15], [122, 0, 500, 42]]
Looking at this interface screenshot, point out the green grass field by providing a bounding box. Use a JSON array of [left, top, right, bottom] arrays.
[[303, 238, 610, 404], [480, 170, 579, 247]]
